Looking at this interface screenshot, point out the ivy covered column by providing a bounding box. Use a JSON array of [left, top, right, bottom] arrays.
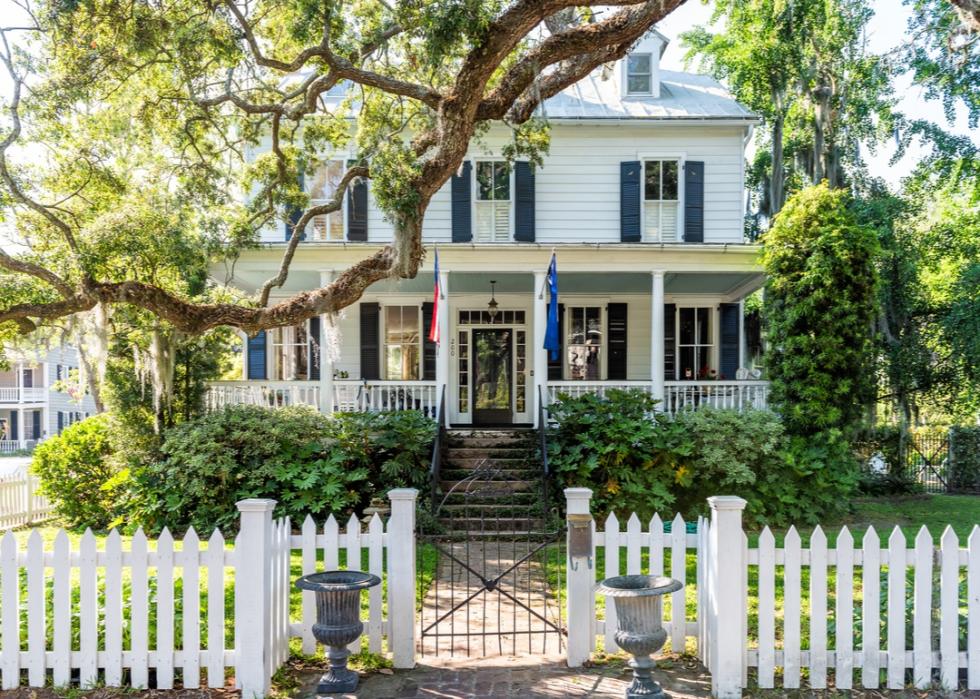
[[651, 270, 666, 408]]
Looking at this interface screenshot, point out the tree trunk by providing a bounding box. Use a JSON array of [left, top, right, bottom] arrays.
[[148, 327, 177, 434], [770, 114, 786, 216]]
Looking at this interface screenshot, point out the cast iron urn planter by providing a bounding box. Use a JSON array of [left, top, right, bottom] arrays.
[[596, 574, 683, 699], [296, 570, 381, 694]]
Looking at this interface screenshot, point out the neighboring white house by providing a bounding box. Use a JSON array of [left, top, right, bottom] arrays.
[[207, 30, 768, 426], [0, 345, 99, 453]]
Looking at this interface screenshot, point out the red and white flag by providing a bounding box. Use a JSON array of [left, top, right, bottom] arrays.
[[428, 249, 441, 344]]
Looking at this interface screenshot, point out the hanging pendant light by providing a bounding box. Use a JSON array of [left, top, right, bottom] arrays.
[[487, 280, 499, 320]]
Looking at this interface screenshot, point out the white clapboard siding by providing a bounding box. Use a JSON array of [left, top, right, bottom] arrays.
[[744, 522, 978, 692], [592, 510, 700, 656]]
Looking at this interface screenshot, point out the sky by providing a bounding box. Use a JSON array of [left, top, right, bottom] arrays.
[[655, 0, 979, 187]]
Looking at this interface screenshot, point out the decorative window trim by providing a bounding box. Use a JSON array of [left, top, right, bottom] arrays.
[[471, 159, 514, 243]]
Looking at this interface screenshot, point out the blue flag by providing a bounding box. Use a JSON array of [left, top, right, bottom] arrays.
[[544, 254, 560, 361]]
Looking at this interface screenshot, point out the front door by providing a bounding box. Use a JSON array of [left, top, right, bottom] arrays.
[[472, 328, 512, 425]]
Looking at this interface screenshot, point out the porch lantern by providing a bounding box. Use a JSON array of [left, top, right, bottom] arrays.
[[296, 570, 381, 694], [487, 279, 499, 320], [596, 574, 682, 699]]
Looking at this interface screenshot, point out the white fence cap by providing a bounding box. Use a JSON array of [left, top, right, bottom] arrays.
[[235, 498, 277, 512], [706, 495, 747, 511]]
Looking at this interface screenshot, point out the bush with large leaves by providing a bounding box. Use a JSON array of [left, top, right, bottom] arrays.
[[130, 405, 435, 534]]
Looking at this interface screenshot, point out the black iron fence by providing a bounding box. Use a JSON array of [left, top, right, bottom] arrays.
[[867, 427, 980, 494]]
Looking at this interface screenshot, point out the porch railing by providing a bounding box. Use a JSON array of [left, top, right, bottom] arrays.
[[545, 379, 769, 414], [664, 380, 769, 413], [0, 440, 37, 454], [205, 380, 440, 418], [0, 387, 47, 403]]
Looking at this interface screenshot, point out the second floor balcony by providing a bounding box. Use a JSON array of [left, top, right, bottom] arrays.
[[0, 386, 47, 403]]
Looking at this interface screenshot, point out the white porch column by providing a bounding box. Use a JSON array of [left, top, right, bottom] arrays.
[[651, 271, 666, 408], [436, 271, 450, 423], [16, 408, 25, 450], [532, 271, 548, 428], [318, 270, 335, 415]]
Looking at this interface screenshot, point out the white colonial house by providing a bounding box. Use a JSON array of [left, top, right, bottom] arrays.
[[0, 344, 99, 453], [207, 31, 768, 426]]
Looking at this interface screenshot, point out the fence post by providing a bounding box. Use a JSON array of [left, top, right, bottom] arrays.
[[706, 496, 747, 699], [387, 488, 418, 669], [565, 487, 594, 667], [236, 498, 275, 699]]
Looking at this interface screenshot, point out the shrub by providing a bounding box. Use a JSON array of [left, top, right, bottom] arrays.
[[547, 389, 686, 518], [547, 390, 854, 526], [32, 414, 120, 530], [950, 426, 980, 492], [130, 405, 436, 534]]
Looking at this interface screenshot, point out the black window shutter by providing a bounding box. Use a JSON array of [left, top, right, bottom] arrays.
[[55, 413, 61, 435], [247, 331, 267, 380], [684, 161, 704, 243], [285, 171, 306, 241], [607, 303, 628, 380], [347, 160, 368, 241], [547, 303, 565, 381], [22, 369, 32, 388], [514, 161, 535, 242], [664, 304, 676, 381], [359, 302, 381, 380], [451, 161, 472, 242], [422, 302, 436, 380], [620, 161, 642, 242], [56, 364, 62, 380], [10, 413, 18, 440], [32, 410, 40, 437], [309, 316, 321, 381], [719, 303, 740, 380]]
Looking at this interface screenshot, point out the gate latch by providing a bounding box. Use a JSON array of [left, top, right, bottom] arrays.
[[567, 513, 593, 571]]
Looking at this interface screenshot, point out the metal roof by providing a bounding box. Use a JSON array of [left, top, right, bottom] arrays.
[[540, 69, 757, 121]]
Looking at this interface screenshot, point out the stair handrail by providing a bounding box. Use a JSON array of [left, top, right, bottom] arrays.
[[428, 384, 447, 511], [538, 385, 551, 512]]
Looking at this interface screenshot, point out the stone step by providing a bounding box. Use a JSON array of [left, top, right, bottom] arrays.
[[439, 479, 538, 494], [442, 456, 535, 469], [439, 468, 540, 481], [446, 435, 537, 450], [444, 446, 535, 460], [437, 516, 547, 532]]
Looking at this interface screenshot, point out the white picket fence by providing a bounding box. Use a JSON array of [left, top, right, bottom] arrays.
[[0, 470, 53, 529], [0, 490, 418, 697], [746, 522, 980, 692], [587, 511, 701, 655]]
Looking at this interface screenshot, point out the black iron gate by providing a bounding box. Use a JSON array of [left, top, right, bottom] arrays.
[[902, 432, 951, 493], [417, 462, 565, 657]]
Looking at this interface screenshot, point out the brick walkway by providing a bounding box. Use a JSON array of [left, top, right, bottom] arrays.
[[303, 653, 711, 699]]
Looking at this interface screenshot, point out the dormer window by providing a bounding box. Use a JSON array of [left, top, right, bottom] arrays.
[[626, 54, 653, 95]]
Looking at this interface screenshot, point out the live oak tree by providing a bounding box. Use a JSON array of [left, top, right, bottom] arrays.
[[0, 0, 687, 342]]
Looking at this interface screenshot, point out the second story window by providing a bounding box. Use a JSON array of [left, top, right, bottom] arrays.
[[307, 160, 345, 241], [644, 160, 679, 242], [384, 306, 421, 380], [475, 161, 511, 242], [627, 54, 653, 95]]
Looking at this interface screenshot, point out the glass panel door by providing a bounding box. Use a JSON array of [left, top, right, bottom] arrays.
[[472, 329, 513, 425]]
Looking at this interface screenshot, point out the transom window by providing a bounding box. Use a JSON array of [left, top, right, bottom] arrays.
[[475, 161, 511, 242], [272, 324, 309, 380], [677, 307, 713, 380], [566, 306, 602, 381], [384, 306, 421, 380], [307, 160, 345, 241], [458, 310, 526, 325], [627, 54, 653, 94], [644, 160, 680, 242]]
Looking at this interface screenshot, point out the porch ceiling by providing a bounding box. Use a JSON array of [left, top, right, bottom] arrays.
[[218, 268, 763, 298]]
